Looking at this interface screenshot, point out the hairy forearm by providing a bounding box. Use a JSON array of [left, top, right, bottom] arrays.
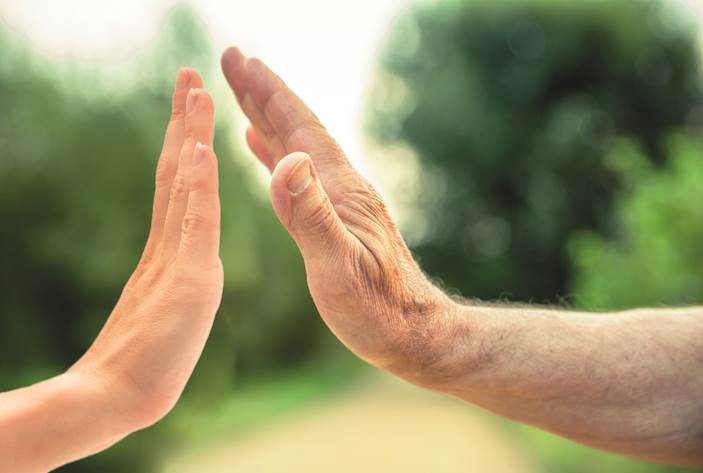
[[415, 302, 703, 466], [0, 372, 128, 472], [217, 45, 702, 467]]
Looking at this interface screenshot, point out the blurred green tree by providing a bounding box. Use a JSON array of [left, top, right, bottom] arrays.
[[570, 134, 703, 310], [368, 0, 702, 302], [0, 6, 325, 472]]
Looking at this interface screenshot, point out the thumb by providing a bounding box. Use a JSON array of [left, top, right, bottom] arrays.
[[270, 152, 350, 266]]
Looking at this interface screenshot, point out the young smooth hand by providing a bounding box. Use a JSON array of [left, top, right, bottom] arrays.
[[71, 68, 223, 427], [0, 68, 223, 473]]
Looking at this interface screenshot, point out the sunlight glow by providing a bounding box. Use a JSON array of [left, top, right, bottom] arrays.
[[0, 0, 699, 199], [0, 0, 415, 182]]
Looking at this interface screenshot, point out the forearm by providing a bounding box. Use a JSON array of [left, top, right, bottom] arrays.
[[416, 302, 703, 466], [0, 371, 129, 473], [218, 46, 703, 467]]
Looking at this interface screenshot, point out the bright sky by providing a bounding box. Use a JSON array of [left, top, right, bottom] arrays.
[[0, 0, 418, 182]]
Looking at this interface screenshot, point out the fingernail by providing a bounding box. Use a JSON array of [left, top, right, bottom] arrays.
[[194, 142, 207, 164], [186, 88, 198, 113], [286, 155, 312, 195], [175, 68, 192, 91]]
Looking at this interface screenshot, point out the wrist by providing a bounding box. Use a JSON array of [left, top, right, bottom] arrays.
[[69, 350, 183, 434], [416, 297, 478, 392], [63, 364, 139, 438], [414, 294, 471, 391], [381, 286, 472, 391]]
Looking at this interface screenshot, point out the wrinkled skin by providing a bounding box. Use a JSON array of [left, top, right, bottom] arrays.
[[221, 48, 703, 468], [221, 48, 456, 382]]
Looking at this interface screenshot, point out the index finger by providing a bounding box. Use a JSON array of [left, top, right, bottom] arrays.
[[221, 47, 358, 194]]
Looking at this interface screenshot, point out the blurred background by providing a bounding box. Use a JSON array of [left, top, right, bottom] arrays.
[[0, 0, 702, 471]]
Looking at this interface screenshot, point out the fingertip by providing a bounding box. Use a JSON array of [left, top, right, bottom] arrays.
[[221, 47, 247, 93], [175, 67, 204, 92], [185, 89, 216, 144], [175, 68, 190, 91], [190, 143, 219, 190], [186, 88, 215, 115], [221, 47, 245, 68], [172, 69, 204, 119]]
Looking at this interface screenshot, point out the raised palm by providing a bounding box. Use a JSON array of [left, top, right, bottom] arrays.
[[221, 49, 451, 378]]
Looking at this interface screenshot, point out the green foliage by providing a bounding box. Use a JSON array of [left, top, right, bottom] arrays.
[[570, 134, 703, 310], [369, 0, 702, 302]]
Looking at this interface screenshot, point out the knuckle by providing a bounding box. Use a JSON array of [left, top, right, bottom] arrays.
[[169, 173, 188, 203], [154, 158, 176, 189], [138, 249, 156, 267], [286, 123, 342, 159], [181, 211, 211, 236], [340, 183, 395, 233], [170, 108, 186, 122], [300, 200, 335, 237], [124, 251, 161, 293], [188, 171, 209, 194], [130, 258, 151, 281], [131, 263, 164, 300]]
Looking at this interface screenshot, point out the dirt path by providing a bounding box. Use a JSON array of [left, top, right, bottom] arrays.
[[164, 373, 536, 473]]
